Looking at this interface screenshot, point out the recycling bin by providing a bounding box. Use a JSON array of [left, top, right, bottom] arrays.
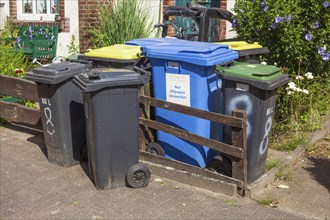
[[125, 37, 183, 47], [217, 62, 289, 183], [215, 41, 269, 63], [141, 40, 238, 168], [26, 62, 91, 167], [78, 44, 141, 68], [73, 67, 151, 190]]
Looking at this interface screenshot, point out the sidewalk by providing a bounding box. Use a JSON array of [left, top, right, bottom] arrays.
[[0, 124, 316, 219]]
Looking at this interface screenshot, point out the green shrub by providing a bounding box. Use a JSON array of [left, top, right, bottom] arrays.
[[0, 45, 34, 77], [89, 0, 153, 48], [233, 0, 330, 133]]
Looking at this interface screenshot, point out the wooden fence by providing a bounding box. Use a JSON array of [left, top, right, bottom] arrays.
[[0, 74, 247, 195]]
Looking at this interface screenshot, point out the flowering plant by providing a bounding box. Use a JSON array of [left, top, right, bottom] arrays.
[[233, 0, 329, 77], [233, 0, 330, 133]]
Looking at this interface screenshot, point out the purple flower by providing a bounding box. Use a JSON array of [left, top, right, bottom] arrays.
[[305, 34, 312, 41], [16, 37, 21, 48], [275, 16, 285, 23], [261, 1, 266, 8], [314, 21, 319, 28], [232, 18, 238, 28], [45, 34, 48, 39], [51, 35, 55, 40], [318, 47, 326, 54], [29, 34, 33, 41], [39, 27, 43, 35], [322, 52, 329, 61], [285, 14, 291, 20], [271, 22, 278, 29], [252, 0, 256, 3], [28, 26, 32, 33], [323, 1, 329, 7], [263, 5, 269, 11]]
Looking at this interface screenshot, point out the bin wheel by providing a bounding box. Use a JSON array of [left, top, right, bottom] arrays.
[[208, 155, 232, 177], [127, 163, 151, 188], [145, 142, 165, 156]]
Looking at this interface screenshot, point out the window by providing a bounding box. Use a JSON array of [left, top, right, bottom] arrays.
[[17, 0, 60, 21]]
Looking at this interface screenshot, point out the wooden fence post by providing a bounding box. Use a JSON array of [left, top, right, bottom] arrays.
[[231, 109, 247, 195]]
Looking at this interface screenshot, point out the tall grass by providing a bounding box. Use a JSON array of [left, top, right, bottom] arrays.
[[89, 0, 153, 48]]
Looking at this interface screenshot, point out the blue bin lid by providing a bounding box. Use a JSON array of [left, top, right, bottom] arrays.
[[141, 41, 239, 66], [125, 38, 181, 47]]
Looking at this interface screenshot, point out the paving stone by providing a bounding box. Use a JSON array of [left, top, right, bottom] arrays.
[[0, 126, 325, 220]]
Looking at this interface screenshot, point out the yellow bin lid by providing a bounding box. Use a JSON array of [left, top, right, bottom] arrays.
[[84, 44, 141, 60], [216, 41, 262, 50]]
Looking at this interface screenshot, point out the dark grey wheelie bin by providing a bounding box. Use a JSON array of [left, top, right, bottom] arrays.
[[73, 67, 151, 190], [26, 62, 91, 167], [217, 62, 289, 183]]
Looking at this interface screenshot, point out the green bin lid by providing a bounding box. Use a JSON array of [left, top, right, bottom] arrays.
[[217, 61, 281, 81], [217, 62, 289, 90]]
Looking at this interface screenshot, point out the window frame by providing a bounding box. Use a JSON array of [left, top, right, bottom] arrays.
[[17, 0, 59, 21]]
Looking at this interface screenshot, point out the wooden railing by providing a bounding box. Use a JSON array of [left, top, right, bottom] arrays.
[[0, 74, 247, 195]]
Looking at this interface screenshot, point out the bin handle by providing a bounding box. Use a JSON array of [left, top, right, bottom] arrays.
[[133, 66, 151, 84]]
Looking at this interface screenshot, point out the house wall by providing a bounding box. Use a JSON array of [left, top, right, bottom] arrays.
[[0, 0, 10, 30], [56, 0, 79, 56], [226, 0, 236, 39], [78, 0, 112, 52], [78, 0, 162, 52]]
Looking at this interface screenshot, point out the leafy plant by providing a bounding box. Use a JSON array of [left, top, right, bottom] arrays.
[[224, 199, 238, 207], [67, 35, 80, 55], [0, 45, 34, 77], [265, 159, 280, 171], [276, 165, 293, 181], [257, 198, 278, 207], [89, 0, 153, 48], [0, 16, 19, 39], [233, 0, 330, 134], [272, 134, 307, 151]]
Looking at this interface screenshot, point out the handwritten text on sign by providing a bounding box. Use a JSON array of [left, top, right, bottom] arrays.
[[166, 73, 190, 107]]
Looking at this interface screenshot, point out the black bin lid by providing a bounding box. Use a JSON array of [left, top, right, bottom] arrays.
[[73, 68, 144, 92], [26, 62, 91, 84]]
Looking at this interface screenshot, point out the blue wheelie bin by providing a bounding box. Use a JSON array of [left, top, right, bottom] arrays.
[[139, 40, 238, 168]]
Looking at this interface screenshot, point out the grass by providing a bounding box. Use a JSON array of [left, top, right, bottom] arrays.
[[224, 199, 238, 207], [265, 159, 281, 171], [275, 165, 293, 181], [257, 198, 278, 207], [271, 134, 307, 152]]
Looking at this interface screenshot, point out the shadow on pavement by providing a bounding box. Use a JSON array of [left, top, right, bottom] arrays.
[[3, 123, 48, 158], [304, 157, 330, 192]]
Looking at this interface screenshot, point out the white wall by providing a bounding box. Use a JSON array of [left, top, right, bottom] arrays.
[[139, 0, 163, 37], [226, 0, 237, 39], [56, 0, 79, 56], [0, 0, 10, 30]]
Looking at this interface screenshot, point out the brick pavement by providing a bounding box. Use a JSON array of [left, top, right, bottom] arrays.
[[0, 124, 308, 219]]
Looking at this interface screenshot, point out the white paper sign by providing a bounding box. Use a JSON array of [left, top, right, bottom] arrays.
[[166, 73, 190, 107]]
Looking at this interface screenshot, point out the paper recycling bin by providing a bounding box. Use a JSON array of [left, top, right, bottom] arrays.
[[217, 62, 289, 183], [141, 39, 239, 168], [125, 37, 183, 47], [26, 62, 91, 167], [73, 67, 151, 190], [78, 44, 141, 68]]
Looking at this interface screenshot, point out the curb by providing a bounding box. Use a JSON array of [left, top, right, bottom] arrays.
[[246, 115, 329, 198]]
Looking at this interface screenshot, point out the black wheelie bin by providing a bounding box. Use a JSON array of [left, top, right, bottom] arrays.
[[26, 61, 91, 167], [217, 62, 289, 183], [73, 67, 151, 189]]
